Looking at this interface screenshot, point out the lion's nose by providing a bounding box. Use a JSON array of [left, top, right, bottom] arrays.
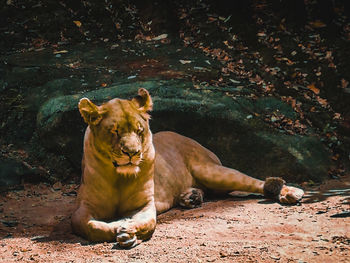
[[120, 134, 141, 157], [122, 149, 140, 157]]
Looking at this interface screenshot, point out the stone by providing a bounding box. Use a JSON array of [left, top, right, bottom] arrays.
[[37, 79, 332, 182], [0, 156, 26, 191], [0, 155, 46, 191]]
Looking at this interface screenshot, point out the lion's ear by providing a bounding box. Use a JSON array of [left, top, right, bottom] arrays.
[[132, 88, 153, 112], [78, 98, 103, 125]]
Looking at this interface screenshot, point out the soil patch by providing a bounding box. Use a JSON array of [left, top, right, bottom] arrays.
[[0, 176, 349, 262]]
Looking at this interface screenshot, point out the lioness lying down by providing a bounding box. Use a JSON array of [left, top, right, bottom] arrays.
[[71, 88, 304, 248]]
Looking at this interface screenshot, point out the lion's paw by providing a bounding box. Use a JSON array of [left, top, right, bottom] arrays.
[[179, 188, 204, 209], [279, 185, 304, 204], [116, 226, 138, 248]]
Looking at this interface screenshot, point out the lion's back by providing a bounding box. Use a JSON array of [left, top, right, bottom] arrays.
[[153, 131, 221, 165]]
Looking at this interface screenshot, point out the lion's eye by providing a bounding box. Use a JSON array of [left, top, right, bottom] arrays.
[[137, 127, 144, 135]]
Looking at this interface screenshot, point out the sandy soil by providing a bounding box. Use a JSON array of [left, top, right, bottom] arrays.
[[0, 178, 349, 263]]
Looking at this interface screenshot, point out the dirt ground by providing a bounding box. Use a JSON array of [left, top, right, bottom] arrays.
[[0, 177, 349, 263]]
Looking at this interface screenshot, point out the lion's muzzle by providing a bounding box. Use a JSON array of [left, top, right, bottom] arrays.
[[120, 133, 142, 157]]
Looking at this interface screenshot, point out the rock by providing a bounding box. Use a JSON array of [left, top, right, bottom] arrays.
[[25, 78, 81, 111], [0, 156, 25, 191], [37, 79, 332, 182], [12, 66, 40, 75], [0, 155, 45, 191], [30, 235, 48, 241], [52, 181, 62, 191], [1, 220, 18, 227], [0, 79, 8, 92]]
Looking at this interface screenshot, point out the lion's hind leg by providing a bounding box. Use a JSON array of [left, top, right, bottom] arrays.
[[191, 162, 265, 195], [191, 161, 304, 204], [179, 188, 204, 209]]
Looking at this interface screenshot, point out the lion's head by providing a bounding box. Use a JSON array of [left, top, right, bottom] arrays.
[[78, 88, 153, 176]]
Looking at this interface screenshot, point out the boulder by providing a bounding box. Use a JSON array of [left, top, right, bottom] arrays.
[[0, 156, 35, 192], [0, 157, 24, 191], [0, 154, 48, 192], [37, 79, 331, 182]]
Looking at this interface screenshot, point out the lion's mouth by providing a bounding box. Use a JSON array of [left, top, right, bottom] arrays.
[[113, 161, 137, 167], [113, 161, 140, 175]]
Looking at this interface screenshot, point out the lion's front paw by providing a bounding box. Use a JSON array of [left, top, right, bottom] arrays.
[[116, 227, 138, 248], [279, 185, 304, 204]]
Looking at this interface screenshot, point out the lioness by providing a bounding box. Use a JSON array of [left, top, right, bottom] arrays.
[[71, 88, 304, 248]]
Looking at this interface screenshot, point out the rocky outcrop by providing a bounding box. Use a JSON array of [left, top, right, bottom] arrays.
[[37, 79, 331, 183]]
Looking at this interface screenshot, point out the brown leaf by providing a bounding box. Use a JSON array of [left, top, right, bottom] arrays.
[[152, 34, 168, 41], [307, 83, 320, 94], [179, 59, 191, 64], [53, 50, 68, 54], [333, 113, 341, 120], [73, 21, 82, 27], [341, 79, 349, 89], [208, 17, 217, 22], [325, 51, 332, 60], [309, 20, 326, 28], [316, 96, 328, 107], [257, 32, 266, 37], [332, 154, 339, 161]]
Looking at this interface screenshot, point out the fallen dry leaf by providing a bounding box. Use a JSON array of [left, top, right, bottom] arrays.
[[179, 59, 192, 64], [333, 113, 341, 120], [152, 34, 168, 41], [309, 20, 327, 28], [316, 96, 328, 107], [307, 83, 320, 95], [341, 78, 349, 89], [325, 51, 332, 60], [53, 50, 68, 54], [208, 17, 217, 22], [73, 21, 82, 27]]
